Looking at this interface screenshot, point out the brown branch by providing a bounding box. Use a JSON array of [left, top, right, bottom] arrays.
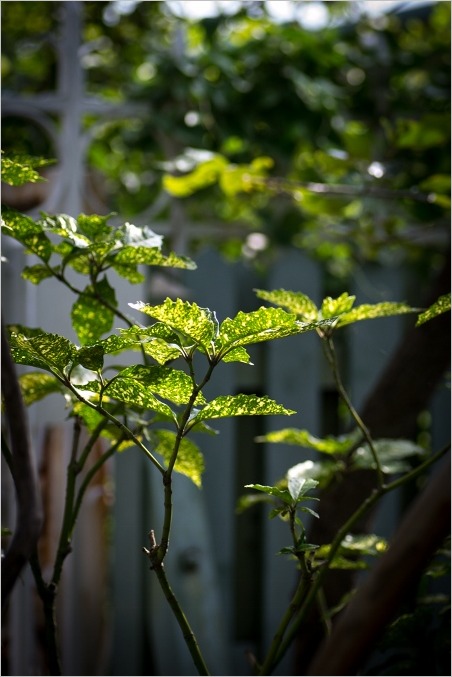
[[306, 451, 451, 676], [1, 318, 43, 609]]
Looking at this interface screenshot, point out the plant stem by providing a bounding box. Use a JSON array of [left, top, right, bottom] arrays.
[[258, 574, 310, 676], [150, 559, 211, 676], [322, 334, 385, 488], [29, 554, 62, 676]]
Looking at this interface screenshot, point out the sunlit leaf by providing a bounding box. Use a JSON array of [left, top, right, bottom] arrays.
[[7, 327, 76, 373], [119, 324, 183, 364], [286, 459, 344, 488], [39, 213, 92, 248], [256, 427, 360, 454], [244, 483, 292, 504], [113, 364, 205, 405], [416, 293, 451, 326], [221, 345, 253, 364], [337, 301, 419, 327], [21, 264, 54, 284], [102, 376, 176, 421], [71, 277, 116, 344], [2, 208, 52, 261], [152, 429, 204, 488], [18, 372, 62, 405], [191, 393, 295, 426], [321, 292, 356, 319], [130, 298, 218, 351], [216, 306, 305, 356], [1, 153, 53, 185], [287, 476, 319, 500], [114, 246, 196, 270], [76, 344, 105, 371], [254, 288, 319, 321]]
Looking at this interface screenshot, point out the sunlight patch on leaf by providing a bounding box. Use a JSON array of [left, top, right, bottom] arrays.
[[130, 298, 218, 351], [321, 292, 356, 319], [254, 288, 319, 321], [191, 394, 295, 426], [1, 153, 53, 186], [114, 364, 205, 405], [115, 245, 196, 270], [103, 377, 176, 421], [216, 306, 303, 355], [337, 301, 419, 327], [71, 278, 116, 344], [7, 328, 76, 373]]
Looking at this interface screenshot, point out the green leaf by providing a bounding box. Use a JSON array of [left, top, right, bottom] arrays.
[[18, 372, 62, 405], [191, 394, 295, 426], [110, 263, 145, 284], [114, 246, 196, 270], [244, 483, 293, 504], [337, 302, 419, 327], [76, 344, 105, 371], [300, 506, 320, 520], [113, 365, 205, 405], [71, 277, 116, 344], [2, 208, 52, 261], [118, 325, 184, 364], [76, 213, 113, 241], [1, 153, 54, 186], [216, 306, 305, 356], [416, 293, 451, 326], [321, 292, 356, 319], [21, 264, 54, 284], [287, 476, 319, 501], [286, 459, 344, 489], [254, 288, 319, 322], [221, 346, 253, 364], [102, 375, 177, 421], [256, 428, 360, 454], [352, 439, 426, 474], [39, 213, 92, 249], [7, 327, 76, 374], [152, 429, 204, 488], [130, 299, 218, 352]]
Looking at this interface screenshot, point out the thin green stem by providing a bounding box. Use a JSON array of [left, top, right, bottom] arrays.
[[157, 359, 216, 564], [322, 334, 385, 488], [259, 563, 311, 675], [51, 417, 82, 587], [55, 374, 165, 475], [29, 553, 62, 676], [150, 560, 210, 675]]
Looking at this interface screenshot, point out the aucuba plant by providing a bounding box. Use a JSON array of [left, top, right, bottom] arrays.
[[1, 154, 450, 676]]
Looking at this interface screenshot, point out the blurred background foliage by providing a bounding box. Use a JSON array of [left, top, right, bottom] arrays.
[[1, 0, 450, 277]]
